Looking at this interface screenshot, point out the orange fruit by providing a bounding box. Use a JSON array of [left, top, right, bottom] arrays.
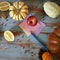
[[42, 52, 53, 60]]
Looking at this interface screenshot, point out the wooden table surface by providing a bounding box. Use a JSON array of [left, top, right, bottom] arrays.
[[0, 0, 60, 60]]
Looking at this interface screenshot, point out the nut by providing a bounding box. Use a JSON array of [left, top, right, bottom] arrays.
[[1, 12, 7, 20]]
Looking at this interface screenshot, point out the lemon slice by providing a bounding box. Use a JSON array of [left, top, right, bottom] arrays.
[[4, 31, 14, 41], [0, 2, 10, 11]]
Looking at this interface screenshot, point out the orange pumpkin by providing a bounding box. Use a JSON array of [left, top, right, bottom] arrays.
[[48, 43, 60, 54], [42, 52, 53, 60]]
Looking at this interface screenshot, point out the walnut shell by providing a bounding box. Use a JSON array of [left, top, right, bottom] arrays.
[[9, 1, 28, 20]]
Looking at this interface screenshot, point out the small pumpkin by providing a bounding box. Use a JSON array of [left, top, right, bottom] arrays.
[[48, 43, 60, 54], [9, 1, 28, 20], [48, 27, 60, 54], [42, 52, 53, 60], [43, 2, 60, 18], [49, 33, 60, 45]]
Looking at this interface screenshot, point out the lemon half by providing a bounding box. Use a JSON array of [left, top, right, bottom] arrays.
[[4, 31, 14, 41]]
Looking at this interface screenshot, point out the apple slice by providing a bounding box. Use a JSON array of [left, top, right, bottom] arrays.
[[27, 16, 38, 26]]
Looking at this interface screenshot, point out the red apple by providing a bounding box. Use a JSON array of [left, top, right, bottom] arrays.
[[27, 16, 38, 26]]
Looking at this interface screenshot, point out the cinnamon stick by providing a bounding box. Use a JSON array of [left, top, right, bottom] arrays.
[[0, 31, 23, 35], [29, 5, 45, 15], [40, 32, 51, 34], [0, 31, 51, 35], [46, 22, 60, 27]]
